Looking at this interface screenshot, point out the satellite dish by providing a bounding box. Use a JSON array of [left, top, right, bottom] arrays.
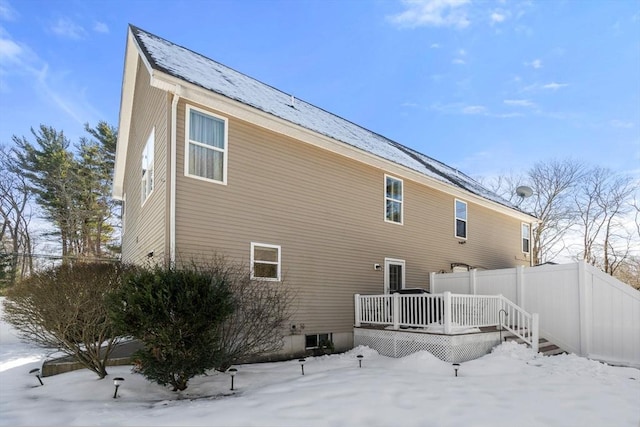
[[516, 186, 533, 198]]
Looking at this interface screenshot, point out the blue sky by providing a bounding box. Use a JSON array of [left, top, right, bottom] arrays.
[[0, 0, 638, 181]]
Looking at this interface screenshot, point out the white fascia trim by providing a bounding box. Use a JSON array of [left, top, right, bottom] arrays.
[[113, 28, 156, 200], [148, 72, 537, 223]]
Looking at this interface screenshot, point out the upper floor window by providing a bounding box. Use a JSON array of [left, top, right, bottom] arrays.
[[141, 130, 154, 204], [455, 199, 467, 239], [186, 106, 227, 184], [522, 223, 531, 253], [251, 243, 281, 281], [385, 175, 403, 224]]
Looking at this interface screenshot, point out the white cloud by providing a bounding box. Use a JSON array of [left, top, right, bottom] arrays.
[[462, 105, 487, 115], [0, 36, 21, 62], [430, 43, 440, 48], [0, 29, 101, 123], [526, 59, 542, 69], [452, 48, 466, 64], [504, 99, 535, 108], [0, 0, 17, 21], [610, 119, 635, 129], [491, 12, 506, 23], [388, 0, 471, 29], [541, 82, 568, 90], [93, 21, 109, 34], [51, 17, 87, 39], [431, 102, 523, 118], [523, 82, 568, 92]]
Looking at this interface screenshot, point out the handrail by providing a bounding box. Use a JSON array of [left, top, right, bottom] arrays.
[[499, 296, 539, 353], [355, 292, 539, 353]]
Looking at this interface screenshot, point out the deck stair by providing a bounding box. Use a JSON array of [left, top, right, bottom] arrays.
[[504, 333, 567, 356]]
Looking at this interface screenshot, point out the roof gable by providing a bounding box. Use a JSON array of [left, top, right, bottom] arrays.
[[126, 25, 522, 213]]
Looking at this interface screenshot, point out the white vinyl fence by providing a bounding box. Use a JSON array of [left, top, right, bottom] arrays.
[[430, 261, 640, 368]]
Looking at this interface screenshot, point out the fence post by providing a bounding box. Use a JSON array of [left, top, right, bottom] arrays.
[[532, 313, 540, 353], [577, 261, 592, 357], [516, 265, 525, 308], [443, 291, 452, 334], [393, 293, 400, 330], [469, 269, 477, 295], [429, 271, 436, 293], [354, 294, 361, 327]]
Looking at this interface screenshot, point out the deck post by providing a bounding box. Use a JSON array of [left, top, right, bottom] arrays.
[[393, 293, 400, 330], [532, 313, 539, 353], [443, 291, 452, 334], [354, 294, 361, 327]]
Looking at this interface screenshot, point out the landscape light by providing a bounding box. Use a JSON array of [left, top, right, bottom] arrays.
[[298, 358, 306, 375], [29, 368, 43, 386], [453, 363, 460, 377], [357, 354, 363, 368], [113, 377, 124, 398], [228, 368, 238, 391]]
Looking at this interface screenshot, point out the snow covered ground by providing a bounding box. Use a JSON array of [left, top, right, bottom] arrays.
[[1, 299, 639, 427]]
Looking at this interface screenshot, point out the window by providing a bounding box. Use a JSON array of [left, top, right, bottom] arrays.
[[522, 223, 531, 253], [251, 243, 281, 281], [385, 175, 403, 224], [141, 130, 154, 204], [455, 199, 467, 239], [305, 333, 332, 349], [186, 106, 227, 184]]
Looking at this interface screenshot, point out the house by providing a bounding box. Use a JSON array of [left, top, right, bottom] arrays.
[[113, 25, 537, 359]]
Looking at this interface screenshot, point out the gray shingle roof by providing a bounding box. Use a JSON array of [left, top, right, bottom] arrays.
[[131, 25, 519, 210]]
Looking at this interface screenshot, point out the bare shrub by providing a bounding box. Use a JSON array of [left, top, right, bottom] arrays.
[[3, 262, 127, 378]]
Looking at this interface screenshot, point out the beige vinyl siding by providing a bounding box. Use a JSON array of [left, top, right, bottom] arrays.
[[121, 62, 168, 263], [172, 99, 530, 335]]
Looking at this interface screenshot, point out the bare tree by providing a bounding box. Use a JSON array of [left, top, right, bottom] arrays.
[[0, 146, 34, 286], [485, 160, 584, 265], [527, 160, 585, 264], [575, 168, 637, 274]]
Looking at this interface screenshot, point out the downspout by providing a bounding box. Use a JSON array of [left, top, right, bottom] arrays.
[[170, 85, 181, 265]]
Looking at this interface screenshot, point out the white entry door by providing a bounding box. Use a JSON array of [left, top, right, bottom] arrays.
[[384, 258, 405, 294]]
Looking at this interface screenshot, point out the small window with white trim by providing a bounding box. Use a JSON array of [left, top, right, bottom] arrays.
[[522, 223, 531, 254], [251, 243, 281, 281], [186, 105, 228, 184], [455, 199, 467, 239], [141, 130, 154, 204], [385, 175, 403, 224], [305, 333, 332, 350]]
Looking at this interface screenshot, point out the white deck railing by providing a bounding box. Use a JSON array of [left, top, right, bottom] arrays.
[[355, 291, 539, 353]]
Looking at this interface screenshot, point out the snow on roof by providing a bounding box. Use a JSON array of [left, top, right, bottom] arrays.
[[131, 25, 518, 210]]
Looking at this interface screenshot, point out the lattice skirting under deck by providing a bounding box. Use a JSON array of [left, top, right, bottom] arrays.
[[354, 328, 501, 363]]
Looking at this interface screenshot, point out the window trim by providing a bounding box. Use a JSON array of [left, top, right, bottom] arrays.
[[141, 129, 154, 205], [250, 242, 281, 281], [384, 174, 404, 225], [305, 333, 333, 350], [455, 199, 467, 240], [184, 104, 229, 185], [522, 223, 531, 254]]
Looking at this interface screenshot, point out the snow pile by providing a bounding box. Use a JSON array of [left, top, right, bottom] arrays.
[[1, 298, 639, 426]]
